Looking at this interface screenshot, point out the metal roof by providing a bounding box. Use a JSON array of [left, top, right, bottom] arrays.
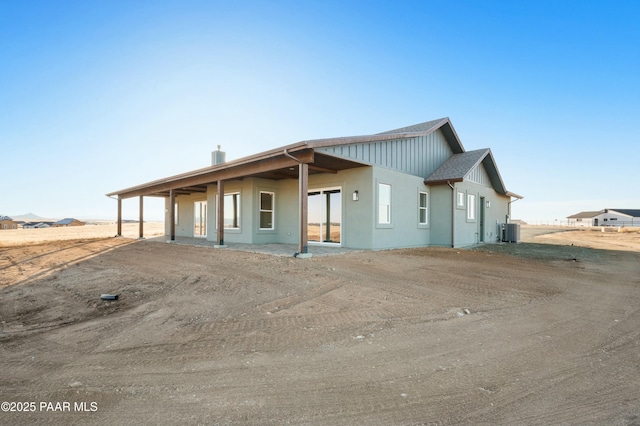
[[54, 218, 80, 225], [567, 211, 603, 219], [608, 209, 640, 217], [106, 118, 517, 199], [567, 209, 640, 219]]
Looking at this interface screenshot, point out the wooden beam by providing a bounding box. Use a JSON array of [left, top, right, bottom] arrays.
[[114, 149, 314, 199], [139, 196, 144, 239], [217, 180, 225, 246], [298, 163, 309, 255], [169, 189, 175, 241], [117, 197, 122, 236], [309, 164, 338, 174]]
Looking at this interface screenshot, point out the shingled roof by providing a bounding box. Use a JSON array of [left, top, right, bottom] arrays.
[[376, 118, 448, 135], [423, 149, 521, 198]]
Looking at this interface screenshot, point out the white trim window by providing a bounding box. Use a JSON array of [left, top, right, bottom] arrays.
[[457, 191, 465, 207], [419, 191, 428, 225], [467, 193, 476, 220], [259, 191, 274, 230], [378, 183, 391, 225]]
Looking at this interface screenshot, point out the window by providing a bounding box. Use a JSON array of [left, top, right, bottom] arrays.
[[457, 191, 465, 207], [174, 203, 178, 225], [378, 183, 391, 224], [259, 191, 274, 230], [467, 194, 476, 220], [224, 193, 240, 229], [419, 191, 428, 225]]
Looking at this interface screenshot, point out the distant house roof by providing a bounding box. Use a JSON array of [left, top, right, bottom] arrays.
[[424, 149, 522, 198], [567, 211, 602, 219], [54, 218, 84, 225], [608, 209, 640, 218], [0, 216, 13, 221], [567, 209, 640, 219]]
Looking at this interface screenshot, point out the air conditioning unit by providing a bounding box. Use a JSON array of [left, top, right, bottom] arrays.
[[502, 223, 520, 243]]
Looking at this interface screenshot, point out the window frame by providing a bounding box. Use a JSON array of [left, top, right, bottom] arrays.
[[467, 193, 476, 221], [259, 191, 275, 230], [377, 182, 392, 226], [457, 191, 466, 209], [220, 192, 241, 230], [419, 191, 429, 226]]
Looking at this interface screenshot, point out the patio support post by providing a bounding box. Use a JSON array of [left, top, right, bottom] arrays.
[[117, 197, 122, 237], [216, 180, 226, 247], [139, 195, 144, 239], [298, 163, 310, 257], [169, 189, 175, 241]]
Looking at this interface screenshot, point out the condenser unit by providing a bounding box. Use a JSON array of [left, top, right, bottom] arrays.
[[502, 223, 521, 243]]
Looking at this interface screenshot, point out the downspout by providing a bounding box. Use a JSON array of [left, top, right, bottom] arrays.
[[448, 181, 455, 248], [507, 197, 521, 223], [283, 148, 301, 163]]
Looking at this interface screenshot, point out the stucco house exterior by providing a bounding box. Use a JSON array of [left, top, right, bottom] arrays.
[[107, 118, 522, 255], [0, 216, 19, 230], [567, 209, 640, 227]]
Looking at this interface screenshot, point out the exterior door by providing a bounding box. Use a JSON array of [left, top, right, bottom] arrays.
[[308, 188, 341, 244], [479, 197, 485, 242], [194, 201, 207, 237]]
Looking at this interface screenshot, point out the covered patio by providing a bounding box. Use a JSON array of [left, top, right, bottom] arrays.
[[107, 144, 366, 258], [144, 236, 363, 257]]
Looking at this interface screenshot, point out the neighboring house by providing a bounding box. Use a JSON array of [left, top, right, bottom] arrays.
[[53, 218, 85, 227], [107, 118, 522, 254], [0, 216, 19, 230], [22, 222, 54, 228], [568, 209, 640, 227]]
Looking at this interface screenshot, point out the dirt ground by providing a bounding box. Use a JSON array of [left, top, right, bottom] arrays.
[[1, 226, 639, 425]]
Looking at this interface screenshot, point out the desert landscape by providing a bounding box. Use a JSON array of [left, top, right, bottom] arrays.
[[1, 225, 639, 425]]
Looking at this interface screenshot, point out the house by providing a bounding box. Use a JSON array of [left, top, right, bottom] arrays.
[[53, 218, 85, 227], [22, 222, 54, 229], [0, 216, 19, 230], [568, 209, 640, 227], [107, 118, 522, 255]]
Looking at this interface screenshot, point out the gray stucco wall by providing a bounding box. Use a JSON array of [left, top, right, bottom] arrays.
[[370, 167, 431, 250], [166, 160, 511, 249], [452, 180, 510, 247]]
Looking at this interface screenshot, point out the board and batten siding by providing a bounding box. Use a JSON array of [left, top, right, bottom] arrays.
[[316, 129, 453, 178], [466, 163, 492, 187]]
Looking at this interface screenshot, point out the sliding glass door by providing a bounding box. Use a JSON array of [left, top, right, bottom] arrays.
[[308, 188, 341, 244], [194, 201, 207, 237]]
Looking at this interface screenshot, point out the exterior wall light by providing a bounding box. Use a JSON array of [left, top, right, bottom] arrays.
[[486, 201, 491, 208], [353, 190, 359, 201]]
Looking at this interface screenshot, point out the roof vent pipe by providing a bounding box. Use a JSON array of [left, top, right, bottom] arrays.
[[212, 145, 226, 166]]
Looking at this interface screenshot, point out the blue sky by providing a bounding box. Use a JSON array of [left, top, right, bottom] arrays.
[[1, 0, 639, 223]]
